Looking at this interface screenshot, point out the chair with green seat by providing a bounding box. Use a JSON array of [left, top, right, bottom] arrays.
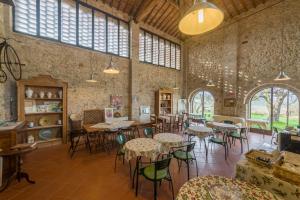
[[144, 127, 154, 138], [183, 120, 195, 142], [229, 127, 249, 153], [114, 132, 131, 175], [171, 142, 198, 180], [208, 130, 229, 160], [137, 156, 174, 200], [271, 127, 279, 145]]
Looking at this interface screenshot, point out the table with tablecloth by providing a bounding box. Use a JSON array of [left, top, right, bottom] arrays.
[[176, 175, 278, 200], [236, 158, 300, 200], [153, 133, 183, 153]]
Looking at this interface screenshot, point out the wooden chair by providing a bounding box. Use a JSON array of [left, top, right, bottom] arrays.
[[83, 109, 104, 152], [83, 109, 103, 125], [69, 115, 91, 157], [114, 132, 131, 176]]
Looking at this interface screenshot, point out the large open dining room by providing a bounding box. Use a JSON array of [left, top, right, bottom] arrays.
[[0, 0, 300, 199]]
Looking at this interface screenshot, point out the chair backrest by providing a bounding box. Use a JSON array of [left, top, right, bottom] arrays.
[[183, 120, 190, 129], [186, 142, 196, 152], [223, 120, 234, 124], [240, 127, 248, 136], [144, 127, 154, 138], [83, 109, 104, 125], [150, 114, 157, 124], [273, 127, 279, 134], [155, 157, 172, 172], [116, 133, 127, 145], [70, 119, 82, 131]]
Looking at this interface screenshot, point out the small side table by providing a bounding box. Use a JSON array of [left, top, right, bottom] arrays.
[[0, 143, 37, 192]]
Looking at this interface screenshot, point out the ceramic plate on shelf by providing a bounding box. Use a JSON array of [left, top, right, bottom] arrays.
[[39, 129, 52, 140], [39, 116, 51, 126]]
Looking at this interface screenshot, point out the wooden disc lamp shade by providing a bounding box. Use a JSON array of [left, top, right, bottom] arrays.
[[178, 0, 224, 35]]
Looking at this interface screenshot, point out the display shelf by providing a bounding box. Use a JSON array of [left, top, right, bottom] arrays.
[[25, 112, 63, 115], [20, 125, 63, 132]]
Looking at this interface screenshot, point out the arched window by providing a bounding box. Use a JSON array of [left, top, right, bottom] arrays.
[[249, 87, 299, 130], [190, 91, 214, 120]]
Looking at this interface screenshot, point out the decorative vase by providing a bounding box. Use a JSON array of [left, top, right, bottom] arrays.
[[27, 135, 35, 144], [25, 88, 33, 98], [58, 90, 63, 99], [47, 91, 52, 99], [162, 94, 166, 100], [39, 91, 45, 98]]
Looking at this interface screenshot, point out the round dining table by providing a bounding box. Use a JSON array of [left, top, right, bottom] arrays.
[[187, 126, 213, 159], [153, 133, 184, 153], [176, 176, 279, 200], [207, 121, 239, 130]]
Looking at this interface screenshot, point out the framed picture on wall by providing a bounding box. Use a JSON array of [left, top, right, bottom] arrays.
[[104, 108, 114, 121], [110, 95, 122, 110], [224, 98, 236, 107]]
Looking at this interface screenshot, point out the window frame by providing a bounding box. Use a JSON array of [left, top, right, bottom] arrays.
[[13, 0, 130, 58], [139, 28, 181, 71], [190, 90, 214, 118], [248, 87, 300, 129]]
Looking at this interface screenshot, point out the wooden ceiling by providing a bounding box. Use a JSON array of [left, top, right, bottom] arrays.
[[98, 0, 273, 39]]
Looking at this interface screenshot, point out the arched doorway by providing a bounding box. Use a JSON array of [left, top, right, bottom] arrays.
[[189, 90, 214, 120], [248, 86, 299, 130]]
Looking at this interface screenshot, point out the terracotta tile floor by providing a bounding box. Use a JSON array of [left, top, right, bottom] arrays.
[[0, 132, 273, 200]]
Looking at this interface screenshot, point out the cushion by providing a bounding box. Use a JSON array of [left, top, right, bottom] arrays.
[[209, 137, 226, 144], [173, 150, 193, 160], [143, 165, 168, 180]]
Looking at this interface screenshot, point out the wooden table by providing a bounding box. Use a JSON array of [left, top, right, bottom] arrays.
[[0, 121, 25, 188], [246, 119, 269, 130]]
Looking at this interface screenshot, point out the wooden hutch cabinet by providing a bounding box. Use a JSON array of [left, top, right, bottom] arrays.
[[155, 89, 173, 116], [17, 75, 68, 144]]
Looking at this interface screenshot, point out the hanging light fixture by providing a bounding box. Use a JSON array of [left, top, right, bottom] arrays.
[[0, 0, 15, 6], [274, 1, 290, 81], [178, 0, 224, 35], [103, 56, 119, 74], [207, 79, 215, 87], [86, 72, 97, 83]]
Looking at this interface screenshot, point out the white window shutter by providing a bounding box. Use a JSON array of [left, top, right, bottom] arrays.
[[61, 0, 77, 45], [78, 5, 92, 48], [14, 0, 37, 35]]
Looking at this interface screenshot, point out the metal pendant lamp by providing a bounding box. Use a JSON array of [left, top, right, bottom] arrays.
[[86, 72, 97, 83], [103, 56, 119, 74], [274, 0, 290, 81], [0, 0, 14, 6], [178, 0, 224, 35]]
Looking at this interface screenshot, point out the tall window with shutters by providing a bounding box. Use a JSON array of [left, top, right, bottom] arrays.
[[78, 5, 92, 48], [139, 29, 181, 70], [40, 0, 58, 39], [13, 0, 129, 58], [61, 0, 77, 45], [14, 0, 37, 35]]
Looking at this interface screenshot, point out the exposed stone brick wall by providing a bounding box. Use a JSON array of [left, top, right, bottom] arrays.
[[0, 3, 182, 120], [184, 0, 300, 118]]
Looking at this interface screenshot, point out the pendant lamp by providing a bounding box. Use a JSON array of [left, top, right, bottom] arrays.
[[103, 56, 119, 74], [178, 0, 224, 35], [206, 79, 215, 87], [86, 72, 97, 83]]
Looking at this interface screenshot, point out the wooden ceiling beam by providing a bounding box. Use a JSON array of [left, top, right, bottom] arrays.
[[129, 0, 142, 16], [156, 6, 175, 29], [150, 2, 171, 26], [143, 3, 159, 23], [122, 0, 130, 13], [163, 14, 179, 33], [220, 0, 233, 18], [169, 20, 180, 36], [133, 0, 160, 22], [116, 0, 122, 10], [229, 0, 240, 15], [249, 0, 257, 8], [146, 1, 166, 24], [240, 0, 249, 11]]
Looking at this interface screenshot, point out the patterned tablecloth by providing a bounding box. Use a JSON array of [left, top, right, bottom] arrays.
[[188, 126, 213, 138], [153, 133, 183, 153], [177, 175, 279, 200], [91, 120, 135, 130], [124, 138, 161, 161], [236, 158, 300, 200], [207, 121, 239, 130]]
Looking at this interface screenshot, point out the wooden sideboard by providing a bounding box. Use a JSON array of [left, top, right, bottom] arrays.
[[0, 121, 25, 187]]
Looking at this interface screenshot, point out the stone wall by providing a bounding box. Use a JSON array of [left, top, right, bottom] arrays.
[[184, 0, 300, 118], [0, 2, 182, 121]]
